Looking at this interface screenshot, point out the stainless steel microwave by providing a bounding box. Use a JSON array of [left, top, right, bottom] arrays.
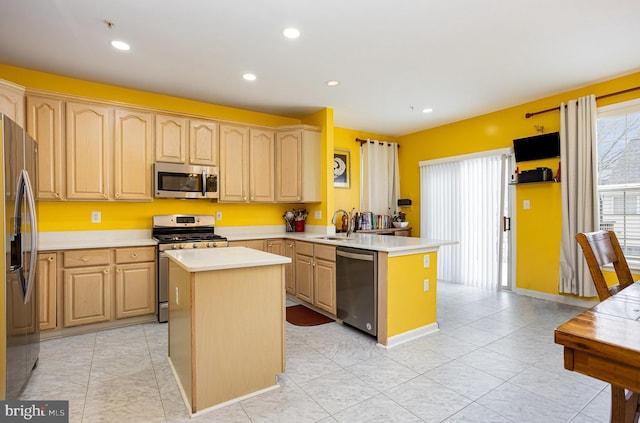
[[154, 163, 218, 199]]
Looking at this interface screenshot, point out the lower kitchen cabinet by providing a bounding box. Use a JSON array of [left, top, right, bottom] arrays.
[[63, 264, 112, 327], [43, 246, 156, 330], [37, 252, 58, 331], [228, 240, 266, 251], [115, 247, 156, 319], [294, 241, 336, 315], [265, 239, 296, 294]]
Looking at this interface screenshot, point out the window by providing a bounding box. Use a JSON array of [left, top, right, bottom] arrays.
[[597, 99, 640, 258]]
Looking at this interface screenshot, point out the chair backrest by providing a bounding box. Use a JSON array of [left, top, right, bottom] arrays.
[[575, 230, 635, 301]]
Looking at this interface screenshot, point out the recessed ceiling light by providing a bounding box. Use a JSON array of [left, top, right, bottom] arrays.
[[326, 80, 340, 87], [282, 28, 301, 39], [243, 73, 257, 81], [422, 108, 433, 114], [110, 40, 130, 51]]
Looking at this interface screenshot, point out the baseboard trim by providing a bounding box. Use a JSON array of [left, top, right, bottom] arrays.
[[514, 287, 597, 308], [379, 322, 440, 349]]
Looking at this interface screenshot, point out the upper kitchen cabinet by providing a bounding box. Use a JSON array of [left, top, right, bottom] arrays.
[[189, 119, 218, 166], [66, 101, 112, 200], [276, 127, 321, 203], [219, 124, 249, 202], [249, 129, 275, 202], [114, 109, 154, 200], [155, 114, 188, 163], [26, 95, 65, 201], [0, 79, 25, 127]]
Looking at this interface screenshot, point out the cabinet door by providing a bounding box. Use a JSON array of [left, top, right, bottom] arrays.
[[249, 129, 275, 202], [115, 262, 156, 319], [156, 114, 187, 163], [219, 124, 249, 202], [275, 130, 302, 202], [189, 119, 218, 165], [26, 95, 65, 201], [114, 109, 154, 200], [0, 79, 25, 127], [284, 240, 296, 294], [66, 101, 112, 200], [314, 258, 336, 315], [295, 253, 314, 304], [63, 266, 111, 327], [38, 253, 57, 331]]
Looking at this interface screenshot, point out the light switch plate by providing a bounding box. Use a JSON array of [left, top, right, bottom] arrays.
[[523, 200, 530, 209], [424, 255, 430, 268], [91, 211, 101, 223], [216, 211, 222, 221], [314, 210, 321, 219], [424, 279, 430, 292]]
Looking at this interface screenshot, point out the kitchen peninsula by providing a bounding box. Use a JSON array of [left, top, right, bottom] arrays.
[[165, 247, 290, 415]]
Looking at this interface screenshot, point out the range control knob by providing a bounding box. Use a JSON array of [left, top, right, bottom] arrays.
[[192, 243, 198, 248], [171, 244, 178, 250]]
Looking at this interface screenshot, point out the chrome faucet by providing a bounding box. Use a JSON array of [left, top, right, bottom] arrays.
[[331, 208, 355, 237]]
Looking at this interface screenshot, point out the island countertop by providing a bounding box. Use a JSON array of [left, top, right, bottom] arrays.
[[165, 246, 291, 272]]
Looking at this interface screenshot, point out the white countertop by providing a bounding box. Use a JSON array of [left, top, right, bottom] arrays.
[[165, 247, 291, 272], [38, 230, 157, 251]]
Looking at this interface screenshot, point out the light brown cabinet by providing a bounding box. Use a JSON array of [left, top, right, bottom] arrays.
[[294, 241, 336, 315], [37, 252, 58, 331], [114, 109, 154, 200], [60, 246, 156, 328], [275, 127, 321, 203], [65, 101, 112, 200], [155, 114, 188, 163], [266, 239, 296, 294], [26, 95, 65, 201], [219, 125, 275, 203], [63, 249, 112, 327], [114, 247, 156, 319], [228, 239, 266, 251], [0, 79, 25, 127], [189, 119, 219, 165]]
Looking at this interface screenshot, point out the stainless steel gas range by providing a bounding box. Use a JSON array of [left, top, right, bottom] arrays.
[[152, 214, 228, 322]]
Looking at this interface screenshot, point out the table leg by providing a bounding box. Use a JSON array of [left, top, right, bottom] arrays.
[[610, 385, 640, 423]]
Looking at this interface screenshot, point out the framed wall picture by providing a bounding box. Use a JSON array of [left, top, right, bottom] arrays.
[[333, 149, 351, 188]]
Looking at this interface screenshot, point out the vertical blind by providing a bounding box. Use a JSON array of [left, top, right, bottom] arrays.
[[420, 152, 506, 289]]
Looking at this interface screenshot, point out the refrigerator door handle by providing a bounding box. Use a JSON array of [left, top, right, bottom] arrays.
[[21, 169, 38, 304]]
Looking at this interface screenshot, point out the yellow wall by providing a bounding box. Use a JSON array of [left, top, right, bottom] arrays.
[[0, 64, 334, 231], [397, 71, 640, 295], [386, 252, 437, 337]]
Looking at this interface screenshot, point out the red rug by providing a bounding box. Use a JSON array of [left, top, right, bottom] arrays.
[[286, 305, 334, 326]]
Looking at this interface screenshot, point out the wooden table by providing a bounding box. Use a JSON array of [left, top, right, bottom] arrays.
[[555, 283, 640, 423]]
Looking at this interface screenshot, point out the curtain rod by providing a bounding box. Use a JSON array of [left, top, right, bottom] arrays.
[[355, 138, 399, 148], [525, 86, 640, 119]]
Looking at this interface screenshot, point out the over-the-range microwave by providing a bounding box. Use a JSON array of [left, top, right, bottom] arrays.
[[154, 162, 218, 199]]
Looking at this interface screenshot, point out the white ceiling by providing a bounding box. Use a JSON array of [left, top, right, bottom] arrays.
[[1, 0, 639, 136]]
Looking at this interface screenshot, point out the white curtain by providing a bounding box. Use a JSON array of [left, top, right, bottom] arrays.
[[420, 152, 506, 290], [361, 141, 400, 215], [559, 95, 598, 297]]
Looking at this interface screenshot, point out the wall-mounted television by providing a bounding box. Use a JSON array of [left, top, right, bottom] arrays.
[[513, 132, 560, 162]]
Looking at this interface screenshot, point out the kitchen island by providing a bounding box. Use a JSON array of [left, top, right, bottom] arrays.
[[165, 247, 291, 415]]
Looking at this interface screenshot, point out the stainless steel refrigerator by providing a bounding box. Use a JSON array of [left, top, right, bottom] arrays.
[[2, 115, 39, 399]]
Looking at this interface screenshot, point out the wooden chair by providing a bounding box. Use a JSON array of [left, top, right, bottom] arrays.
[[576, 230, 639, 423], [575, 230, 634, 301]]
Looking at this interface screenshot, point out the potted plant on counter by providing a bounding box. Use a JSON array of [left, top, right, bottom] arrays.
[[392, 211, 408, 228]]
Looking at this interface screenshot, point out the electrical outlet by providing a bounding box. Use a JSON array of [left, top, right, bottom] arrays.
[[424, 255, 430, 268], [91, 211, 101, 223], [523, 199, 530, 209], [314, 210, 321, 219], [424, 279, 430, 292], [216, 211, 222, 221]]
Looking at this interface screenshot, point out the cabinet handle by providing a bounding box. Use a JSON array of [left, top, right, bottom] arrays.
[[131, 253, 138, 258], [267, 242, 273, 247], [116, 268, 121, 272], [102, 193, 108, 198], [103, 269, 109, 274], [81, 256, 89, 262], [115, 192, 121, 198], [48, 256, 55, 262], [54, 192, 60, 199]]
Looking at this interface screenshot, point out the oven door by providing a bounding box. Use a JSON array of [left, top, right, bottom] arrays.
[[154, 162, 218, 199]]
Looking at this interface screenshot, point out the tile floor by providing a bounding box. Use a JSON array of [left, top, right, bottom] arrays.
[[20, 282, 612, 422]]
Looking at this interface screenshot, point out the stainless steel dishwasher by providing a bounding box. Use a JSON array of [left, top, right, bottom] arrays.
[[336, 246, 378, 336]]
